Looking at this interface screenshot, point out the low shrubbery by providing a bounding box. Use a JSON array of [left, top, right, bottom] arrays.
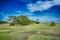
[[0, 21, 8, 24], [50, 22, 56, 26], [10, 22, 15, 26]]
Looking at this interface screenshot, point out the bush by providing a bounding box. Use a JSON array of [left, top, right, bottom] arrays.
[[36, 19, 40, 24], [0, 21, 8, 24], [50, 22, 56, 26], [10, 22, 15, 26], [28, 35, 49, 40], [19, 21, 30, 25], [36, 22, 40, 24]]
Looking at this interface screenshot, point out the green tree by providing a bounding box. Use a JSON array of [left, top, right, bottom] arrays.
[[8, 16, 18, 26], [8, 15, 32, 26], [17, 15, 31, 25], [0, 21, 8, 24]]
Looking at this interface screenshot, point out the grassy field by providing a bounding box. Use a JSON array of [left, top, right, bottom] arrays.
[[0, 23, 60, 40]]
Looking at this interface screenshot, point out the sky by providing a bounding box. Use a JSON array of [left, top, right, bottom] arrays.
[[0, 0, 60, 22]]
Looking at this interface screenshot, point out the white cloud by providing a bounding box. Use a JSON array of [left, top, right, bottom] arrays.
[[28, 16, 60, 22], [27, 1, 54, 12], [16, 11, 22, 13], [39, 16, 60, 22], [16, 10, 34, 16], [53, 0, 60, 5]]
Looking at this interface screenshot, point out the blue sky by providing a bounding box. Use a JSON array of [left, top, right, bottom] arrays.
[[0, 0, 60, 22]]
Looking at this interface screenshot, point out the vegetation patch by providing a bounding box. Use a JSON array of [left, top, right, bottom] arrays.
[[28, 35, 49, 40]]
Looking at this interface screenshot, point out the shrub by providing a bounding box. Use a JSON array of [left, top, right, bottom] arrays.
[[10, 22, 15, 26], [50, 22, 56, 26], [0, 21, 8, 24], [36, 22, 40, 24], [36, 19, 40, 24]]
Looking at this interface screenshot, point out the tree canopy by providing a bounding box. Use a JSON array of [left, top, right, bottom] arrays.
[[8, 15, 32, 26]]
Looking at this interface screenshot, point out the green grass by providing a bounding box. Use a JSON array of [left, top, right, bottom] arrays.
[[0, 34, 10, 40], [0, 23, 60, 40], [28, 35, 49, 40]]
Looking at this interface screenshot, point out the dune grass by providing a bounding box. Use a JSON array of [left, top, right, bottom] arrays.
[[0, 23, 60, 40]]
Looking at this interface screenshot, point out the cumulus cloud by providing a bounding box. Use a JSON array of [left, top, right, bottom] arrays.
[[16, 10, 34, 16], [27, 1, 54, 12]]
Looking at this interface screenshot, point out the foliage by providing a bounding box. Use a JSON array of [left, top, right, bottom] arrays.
[[0, 21, 8, 24], [50, 22, 56, 26], [8, 15, 32, 25], [10, 22, 15, 26], [17, 15, 31, 25], [36, 19, 40, 24], [30, 20, 36, 24]]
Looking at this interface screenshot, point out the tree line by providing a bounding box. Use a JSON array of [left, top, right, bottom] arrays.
[[0, 15, 56, 26], [8, 15, 37, 26]]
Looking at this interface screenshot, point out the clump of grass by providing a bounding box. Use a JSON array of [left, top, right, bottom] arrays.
[[0, 34, 10, 40], [28, 35, 49, 40], [0, 30, 12, 34]]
